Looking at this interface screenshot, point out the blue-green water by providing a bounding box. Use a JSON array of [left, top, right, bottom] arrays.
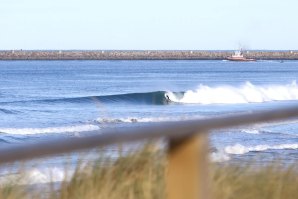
[[0, 60, 298, 183]]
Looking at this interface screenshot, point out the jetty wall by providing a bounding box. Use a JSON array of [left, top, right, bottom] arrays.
[[0, 50, 298, 60]]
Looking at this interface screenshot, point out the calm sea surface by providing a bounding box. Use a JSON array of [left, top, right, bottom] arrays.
[[0, 60, 298, 183]]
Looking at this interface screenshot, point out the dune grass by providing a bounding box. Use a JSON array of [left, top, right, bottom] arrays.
[[211, 163, 298, 199], [0, 144, 297, 199]]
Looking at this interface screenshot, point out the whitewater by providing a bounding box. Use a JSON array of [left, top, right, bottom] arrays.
[[167, 81, 298, 104], [1, 60, 298, 184]]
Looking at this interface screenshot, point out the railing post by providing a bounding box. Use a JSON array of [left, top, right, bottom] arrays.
[[167, 133, 209, 199]]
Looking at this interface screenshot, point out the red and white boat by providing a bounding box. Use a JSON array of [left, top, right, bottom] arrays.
[[226, 50, 256, 61]]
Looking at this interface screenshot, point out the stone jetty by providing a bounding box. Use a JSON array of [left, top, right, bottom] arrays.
[[0, 50, 298, 60]]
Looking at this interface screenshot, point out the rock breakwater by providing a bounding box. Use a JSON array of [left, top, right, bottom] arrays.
[[0, 50, 298, 60]]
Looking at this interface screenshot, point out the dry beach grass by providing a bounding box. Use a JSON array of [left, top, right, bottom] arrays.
[[0, 145, 297, 199]]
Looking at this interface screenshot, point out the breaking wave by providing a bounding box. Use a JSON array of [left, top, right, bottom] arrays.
[[2, 81, 298, 106], [95, 116, 205, 124], [167, 81, 298, 104], [0, 124, 100, 135], [224, 143, 298, 155]]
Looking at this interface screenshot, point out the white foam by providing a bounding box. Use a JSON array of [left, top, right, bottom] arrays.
[[241, 129, 260, 134], [23, 167, 69, 184], [96, 116, 205, 124], [168, 81, 298, 104], [225, 144, 250, 154], [225, 143, 298, 155], [97, 117, 168, 123], [210, 151, 230, 162], [0, 167, 72, 185], [0, 124, 100, 135]]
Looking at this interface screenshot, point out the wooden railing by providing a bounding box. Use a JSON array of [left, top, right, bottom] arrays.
[[1, 105, 298, 199]]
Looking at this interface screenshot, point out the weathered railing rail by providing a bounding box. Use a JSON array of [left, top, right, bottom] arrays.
[[1, 105, 298, 199]]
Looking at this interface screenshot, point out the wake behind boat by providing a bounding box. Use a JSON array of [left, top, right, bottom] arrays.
[[226, 50, 256, 61]]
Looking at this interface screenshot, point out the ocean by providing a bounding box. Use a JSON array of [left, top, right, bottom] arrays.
[[0, 60, 298, 184]]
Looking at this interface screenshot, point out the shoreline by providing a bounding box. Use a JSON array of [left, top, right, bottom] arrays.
[[1, 50, 298, 60]]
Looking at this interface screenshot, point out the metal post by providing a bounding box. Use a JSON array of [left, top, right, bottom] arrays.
[[167, 133, 209, 199]]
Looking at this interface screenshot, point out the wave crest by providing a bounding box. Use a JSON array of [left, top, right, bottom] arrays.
[[167, 81, 298, 104]]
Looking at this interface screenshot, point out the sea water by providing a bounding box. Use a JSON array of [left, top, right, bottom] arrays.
[[0, 60, 298, 184]]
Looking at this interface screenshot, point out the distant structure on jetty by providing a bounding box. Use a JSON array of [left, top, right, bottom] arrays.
[[0, 50, 298, 60]]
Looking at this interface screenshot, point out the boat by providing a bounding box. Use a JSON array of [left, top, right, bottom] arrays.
[[226, 50, 256, 61]]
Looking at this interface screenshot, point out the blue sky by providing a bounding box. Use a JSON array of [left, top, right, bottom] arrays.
[[0, 0, 297, 50]]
